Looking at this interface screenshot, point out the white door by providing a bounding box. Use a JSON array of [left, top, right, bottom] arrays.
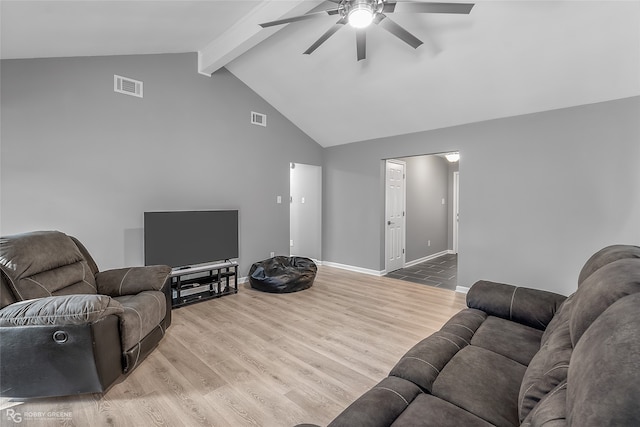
[[385, 160, 406, 273], [452, 171, 459, 254]]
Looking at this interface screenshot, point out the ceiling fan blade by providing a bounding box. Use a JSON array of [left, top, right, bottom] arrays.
[[375, 14, 423, 49], [356, 29, 366, 61], [259, 8, 340, 28], [304, 18, 347, 55], [384, 2, 474, 14]]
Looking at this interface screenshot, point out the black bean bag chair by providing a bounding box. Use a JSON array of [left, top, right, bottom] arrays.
[[249, 256, 317, 293]]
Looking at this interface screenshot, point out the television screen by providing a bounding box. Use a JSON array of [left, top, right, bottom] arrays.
[[144, 210, 238, 268]]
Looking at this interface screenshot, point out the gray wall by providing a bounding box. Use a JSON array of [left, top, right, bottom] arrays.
[[323, 96, 640, 295], [0, 53, 323, 275], [398, 155, 450, 262], [2, 52, 638, 296]]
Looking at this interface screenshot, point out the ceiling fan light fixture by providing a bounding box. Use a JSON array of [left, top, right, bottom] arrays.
[[348, 1, 375, 28]]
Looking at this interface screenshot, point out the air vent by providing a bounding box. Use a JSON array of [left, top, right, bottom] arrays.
[[251, 111, 267, 127], [114, 75, 143, 98]]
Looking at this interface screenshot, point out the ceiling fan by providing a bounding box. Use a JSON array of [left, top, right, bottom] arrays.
[[259, 0, 474, 61]]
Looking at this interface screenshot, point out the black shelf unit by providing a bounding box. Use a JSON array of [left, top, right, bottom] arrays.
[[170, 261, 238, 308]]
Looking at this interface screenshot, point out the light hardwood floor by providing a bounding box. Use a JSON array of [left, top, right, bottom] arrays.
[[1, 266, 466, 427]]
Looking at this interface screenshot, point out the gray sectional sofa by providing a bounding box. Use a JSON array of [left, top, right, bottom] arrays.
[[299, 245, 640, 426]]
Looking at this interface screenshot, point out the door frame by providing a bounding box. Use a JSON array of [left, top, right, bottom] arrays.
[[452, 170, 459, 254], [384, 159, 406, 274]]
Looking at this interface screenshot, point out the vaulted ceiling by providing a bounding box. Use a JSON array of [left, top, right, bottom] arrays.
[[2, 1, 639, 147]]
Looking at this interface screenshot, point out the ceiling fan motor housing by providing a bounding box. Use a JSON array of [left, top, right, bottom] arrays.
[[344, 0, 384, 28]]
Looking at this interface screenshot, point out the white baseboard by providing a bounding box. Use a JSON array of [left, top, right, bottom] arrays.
[[321, 250, 455, 278], [404, 250, 450, 268], [289, 258, 467, 293], [321, 261, 384, 277]]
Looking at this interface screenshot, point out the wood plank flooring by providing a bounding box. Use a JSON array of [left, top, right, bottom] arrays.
[[0, 266, 466, 427]]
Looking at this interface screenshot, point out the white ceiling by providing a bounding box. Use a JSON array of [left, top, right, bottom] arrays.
[[2, 1, 639, 147]]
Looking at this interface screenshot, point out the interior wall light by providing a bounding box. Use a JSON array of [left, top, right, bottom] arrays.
[[445, 152, 460, 162], [348, 0, 375, 28]]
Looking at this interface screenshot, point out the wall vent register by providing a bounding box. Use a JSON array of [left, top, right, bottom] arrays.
[[114, 74, 143, 98], [251, 111, 267, 127]]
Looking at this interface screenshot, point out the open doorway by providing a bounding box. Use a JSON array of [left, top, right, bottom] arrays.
[[384, 152, 459, 290], [289, 162, 322, 262]]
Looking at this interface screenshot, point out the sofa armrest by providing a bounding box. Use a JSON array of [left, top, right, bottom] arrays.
[[466, 280, 566, 331], [0, 294, 123, 327], [96, 265, 171, 297]]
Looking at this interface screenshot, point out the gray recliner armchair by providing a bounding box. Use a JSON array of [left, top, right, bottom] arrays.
[[0, 230, 172, 398]]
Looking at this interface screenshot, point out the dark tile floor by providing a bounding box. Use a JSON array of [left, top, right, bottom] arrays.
[[386, 253, 458, 290]]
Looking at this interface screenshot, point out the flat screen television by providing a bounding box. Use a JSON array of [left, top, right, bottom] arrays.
[[144, 210, 238, 269]]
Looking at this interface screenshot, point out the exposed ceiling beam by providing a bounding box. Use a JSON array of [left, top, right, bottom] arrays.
[[198, 0, 324, 76]]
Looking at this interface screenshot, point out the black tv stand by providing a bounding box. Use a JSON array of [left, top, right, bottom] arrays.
[[170, 261, 238, 308]]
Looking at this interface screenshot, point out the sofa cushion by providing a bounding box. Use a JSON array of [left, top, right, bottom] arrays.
[[389, 309, 486, 392], [114, 291, 166, 352], [432, 346, 526, 427], [577, 244, 640, 286], [439, 308, 487, 342], [0, 294, 123, 326], [566, 293, 640, 426], [569, 258, 640, 346], [540, 293, 575, 347], [0, 231, 97, 300], [327, 376, 422, 427], [390, 331, 469, 393], [521, 382, 567, 427], [518, 316, 572, 422], [470, 316, 542, 366], [391, 394, 493, 427]]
